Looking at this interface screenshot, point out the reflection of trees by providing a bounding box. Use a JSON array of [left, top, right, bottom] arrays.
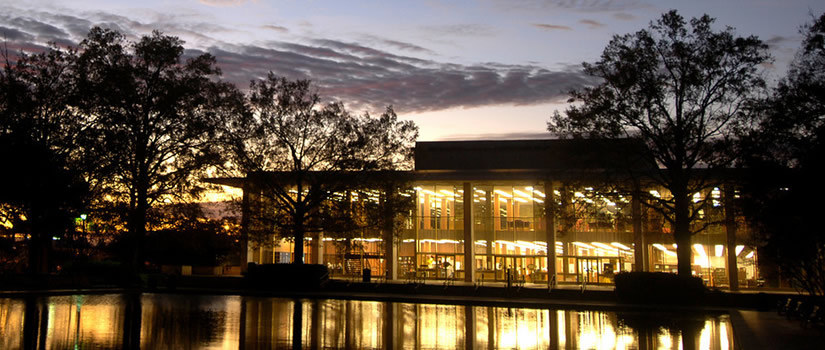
[[554, 183, 632, 235], [618, 311, 708, 350], [140, 294, 229, 349]]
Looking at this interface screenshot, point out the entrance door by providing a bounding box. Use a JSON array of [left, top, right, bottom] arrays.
[[577, 258, 598, 284], [577, 257, 621, 284]]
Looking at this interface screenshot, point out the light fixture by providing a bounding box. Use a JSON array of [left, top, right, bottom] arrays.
[[715, 245, 724, 257], [693, 244, 706, 257], [611, 242, 631, 250], [513, 189, 531, 198], [494, 189, 512, 198]]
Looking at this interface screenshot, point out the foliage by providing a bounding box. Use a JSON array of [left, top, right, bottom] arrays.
[[222, 75, 417, 262], [614, 272, 706, 305], [740, 13, 825, 296], [0, 43, 90, 273], [548, 10, 770, 276], [73, 27, 245, 267]]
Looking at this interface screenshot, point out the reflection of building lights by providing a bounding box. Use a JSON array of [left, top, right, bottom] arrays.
[[439, 189, 455, 197], [514, 197, 528, 203]]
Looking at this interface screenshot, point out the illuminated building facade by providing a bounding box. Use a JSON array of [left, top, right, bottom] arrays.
[[221, 139, 760, 290]]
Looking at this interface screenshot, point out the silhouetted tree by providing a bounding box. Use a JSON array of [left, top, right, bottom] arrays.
[[0, 44, 89, 273], [548, 11, 770, 277], [223, 75, 417, 264], [740, 13, 825, 295], [73, 27, 245, 269]]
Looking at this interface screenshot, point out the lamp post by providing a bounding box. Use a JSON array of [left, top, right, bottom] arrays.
[[78, 214, 87, 255]]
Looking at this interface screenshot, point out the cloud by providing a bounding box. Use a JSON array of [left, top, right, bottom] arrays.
[[764, 35, 796, 48], [438, 131, 553, 141], [421, 24, 496, 37], [0, 26, 35, 41], [579, 19, 605, 29], [1, 6, 596, 115], [261, 24, 288, 33], [361, 35, 436, 55], [206, 38, 596, 113], [199, 0, 251, 7], [490, 0, 649, 13], [533, 23, 572, 31], [613, 12, 636, 21]]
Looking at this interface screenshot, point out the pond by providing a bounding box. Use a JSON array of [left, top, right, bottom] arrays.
[[0, 293, 733, 349]]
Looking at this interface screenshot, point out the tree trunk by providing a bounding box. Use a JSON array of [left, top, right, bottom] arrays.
[[133, 187, 148, 270], [293, 213, 305, 264], [673, 184, 693, 278], [27, 212, 50, 275]]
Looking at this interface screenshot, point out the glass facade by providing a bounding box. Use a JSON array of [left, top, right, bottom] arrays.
[[471, 184, 547, 283], [245, 181, 761, 289]]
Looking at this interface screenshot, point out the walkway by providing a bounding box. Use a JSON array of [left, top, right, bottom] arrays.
[[730, 310, 824, 350]]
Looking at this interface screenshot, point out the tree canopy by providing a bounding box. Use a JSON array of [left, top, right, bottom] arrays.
[[1, 44, 89, 273], [740, 13, 825, 295], [548, 10, 770, 277], [223, 74, 418, 263], [70, 27, 245, 267]]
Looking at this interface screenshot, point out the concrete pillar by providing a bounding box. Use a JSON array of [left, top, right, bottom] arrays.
[[383, 184, 398, 281], [311, 232, 324, 265], [544, 181, 557, 288], [725, 185, 739, 291], [463, 182, 475, 283], [632, 187, 646, 272]]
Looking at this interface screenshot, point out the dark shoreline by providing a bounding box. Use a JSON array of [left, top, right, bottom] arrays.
[[0, 275, 782, 313]]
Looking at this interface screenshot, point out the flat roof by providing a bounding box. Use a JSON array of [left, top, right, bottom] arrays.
[[414, 139, 656, 172]]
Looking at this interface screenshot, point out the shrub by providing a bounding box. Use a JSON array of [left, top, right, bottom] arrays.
[[246, 263, 330, 290], [614, 272, 706, 305]]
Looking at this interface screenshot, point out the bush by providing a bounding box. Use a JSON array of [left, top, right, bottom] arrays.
[[614, 272, 706, 305], [247, 263, 330, 290]]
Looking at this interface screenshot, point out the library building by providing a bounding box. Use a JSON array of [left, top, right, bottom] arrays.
[[217, 139, 760, 290]]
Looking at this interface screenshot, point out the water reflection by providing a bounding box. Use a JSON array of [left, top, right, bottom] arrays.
[[0, 293, 734, 349]]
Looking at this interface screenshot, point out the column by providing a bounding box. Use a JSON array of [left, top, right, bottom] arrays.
[[463, 182, 475, 283], [241, 179, 251, 273], [544, 181, 557, 288], [632, 187, 646, 272], [383, 183, 398, 281], [311, 232, 324, 265], [725, 185, 739, 291]]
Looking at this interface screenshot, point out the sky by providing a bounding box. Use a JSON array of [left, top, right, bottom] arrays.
[[1, 0, 823, 141]]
